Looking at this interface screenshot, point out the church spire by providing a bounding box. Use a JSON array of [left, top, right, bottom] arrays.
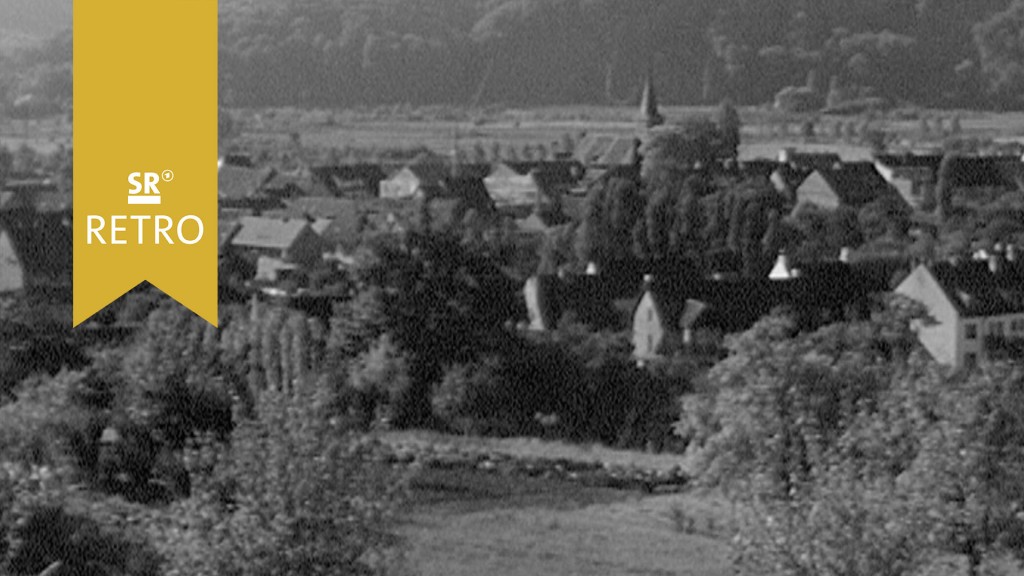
[[639, 65, 664, 128]]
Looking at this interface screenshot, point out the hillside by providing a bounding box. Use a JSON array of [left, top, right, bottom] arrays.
[[9, 0, 1024, 110]]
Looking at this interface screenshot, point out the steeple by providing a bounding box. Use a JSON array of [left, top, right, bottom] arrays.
[[639, 65, 664, 129]]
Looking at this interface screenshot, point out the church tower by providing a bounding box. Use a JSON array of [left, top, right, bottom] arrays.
[[639, 66, 664, 129]]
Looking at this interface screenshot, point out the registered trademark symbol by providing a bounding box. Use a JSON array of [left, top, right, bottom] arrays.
[[161, 170, 174, 182]]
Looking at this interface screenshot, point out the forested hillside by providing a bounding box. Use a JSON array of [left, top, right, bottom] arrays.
[[215, 0, 1024, 109], [8, 0, 1024, 110]]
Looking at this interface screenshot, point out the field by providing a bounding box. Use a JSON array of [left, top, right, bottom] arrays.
[[7, 105, 1024, 163], [388, 430, 734, 576], [390, 430, 1015, 576]]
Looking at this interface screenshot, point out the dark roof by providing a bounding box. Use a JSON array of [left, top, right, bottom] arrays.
[[641, 262, 869, 333], [784, 151, 842, 171], [406, 162, 451, 185], [927, 260, 1024, 317], [504, 160, 585, 182], [874, 153, 943, 171], [310, 164, 387, 197], [740, 159, 781, 179], [439, 177, 495, 211], [529, 274, 628, 330], [941, 156, 1022, 189], [814, 162, 898, 207], [284, 196, 359, 219]]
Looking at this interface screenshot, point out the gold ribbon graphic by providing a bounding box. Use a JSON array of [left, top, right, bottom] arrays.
[[74, 1, 218, 327]]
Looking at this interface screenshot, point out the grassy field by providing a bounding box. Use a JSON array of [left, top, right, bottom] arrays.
[[396, 432, 734, 576], [395, 430, 1024, 576]]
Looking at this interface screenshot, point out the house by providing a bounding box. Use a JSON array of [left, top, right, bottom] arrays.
[[631, 260, 870, 361], [379, 163, 450, 199], [0, 227, 25, 293], [790, 162, 905, 212], [895, 257, 1024, 369], [0, 189, 72, 293], [229, 216, 328, 266], [574, 135, 641, 169], [632, 277, 707, 362], [309, 164, 387, 198], [523, 274, 624, 331], [873, 153, 942, 209], [484, 162, 565, 213]]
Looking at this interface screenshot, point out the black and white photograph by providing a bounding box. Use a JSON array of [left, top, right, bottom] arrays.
[[5, 0, 1024, 574]]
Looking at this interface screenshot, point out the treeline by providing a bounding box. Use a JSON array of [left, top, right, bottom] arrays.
[[212, 0, 1024, 110], [10, 0, 1024, 111]]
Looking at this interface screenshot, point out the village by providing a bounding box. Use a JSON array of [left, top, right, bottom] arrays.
[[6, 77, 1024, 576], [5, 77, 1024, 372]]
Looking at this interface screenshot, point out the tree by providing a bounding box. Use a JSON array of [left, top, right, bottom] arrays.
[[640, 118, 725, 186], [936, 153, 957, 220], [716, 99, 741, 160]]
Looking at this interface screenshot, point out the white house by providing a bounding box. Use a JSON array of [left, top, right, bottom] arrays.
[[895, 258, 1024, 369]]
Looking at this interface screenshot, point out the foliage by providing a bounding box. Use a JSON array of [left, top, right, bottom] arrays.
[[149, 379, 408, 576], [352, 230, 521, 426]]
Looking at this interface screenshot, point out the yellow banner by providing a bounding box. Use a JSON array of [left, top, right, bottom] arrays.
[[74, 1, 218, 327]]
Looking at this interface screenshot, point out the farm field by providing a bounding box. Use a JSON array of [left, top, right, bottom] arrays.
[[8, 105, 1024, 163]]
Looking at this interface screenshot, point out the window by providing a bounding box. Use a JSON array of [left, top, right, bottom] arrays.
[[966, 323, 977, 340], [965, 353, 978, 368], [993, 322, 1005, 337]]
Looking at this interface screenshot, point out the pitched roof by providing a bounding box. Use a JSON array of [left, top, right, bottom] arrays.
[[284, 196, 359, 219], [874, 153, 943, 171], [575, 135, 640, 167], [813, 162, 898, 207], [941, 156, 1021, 189], [926, 260, 1024, 317], [218, 165, 275, 200], [405, 162, 451, 185], [309, 163, 387, 197], [503, 160, 585, 181], [781, 151, 842, 171], [231, 216, 314, 251]]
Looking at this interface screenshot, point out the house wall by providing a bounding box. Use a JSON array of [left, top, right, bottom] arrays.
[[0, 228, 25, 293], [485, 173, 539, 208], [523, 276, 548, 331], [794, 171, 840, 210], [895, 265, 960, 367], [633, 292, 667, 360], [379, 170, 420, 199]]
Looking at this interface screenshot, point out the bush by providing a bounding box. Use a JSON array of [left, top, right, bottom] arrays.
[[150, 380, 409, 576], [1, 464, 162, 576]]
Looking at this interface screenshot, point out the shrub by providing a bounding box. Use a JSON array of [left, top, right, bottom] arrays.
[[150, 379, 409, 576]]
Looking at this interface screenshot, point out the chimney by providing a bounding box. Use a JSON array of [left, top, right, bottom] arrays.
[[1008, 244, 1017, 263], [586, 261, 599, 276], [643, 273, 654, 289], [778, 148, 794, 164], [769, 251, 794, 281], [683, 327, 693, 347], [838, 246, 851, 263], [989, 252, 1003, 274]]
